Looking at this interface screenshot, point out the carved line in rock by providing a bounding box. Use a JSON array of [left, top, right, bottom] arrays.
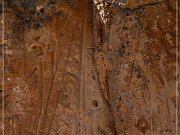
[[47, 72, 79, 135], [35, 19, 74, 134], [42, 38, 76, 134], [77, 1, 89, 134]]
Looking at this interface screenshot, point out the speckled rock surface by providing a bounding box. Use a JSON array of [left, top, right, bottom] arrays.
[[0, 0, 179, 135], [94, 0, 178, 134]]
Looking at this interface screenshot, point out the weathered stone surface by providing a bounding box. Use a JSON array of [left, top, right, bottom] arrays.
[[0, 0, 178, 135], [94, 0, 178, 134], [119, 0, 165, 9]]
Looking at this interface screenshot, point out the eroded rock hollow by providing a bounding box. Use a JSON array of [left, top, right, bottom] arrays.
[[0, 0, 179, 135]]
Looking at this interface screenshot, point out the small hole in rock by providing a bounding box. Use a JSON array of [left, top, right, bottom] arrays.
[[92, 100, 99, 108], [40, 8, 44, 13]]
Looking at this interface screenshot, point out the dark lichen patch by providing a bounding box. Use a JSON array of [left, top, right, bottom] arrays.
[[118, 43, 126, 57], [53, 11, 64, 16], [122, 8, 132, 16], [116, 0, 128, 4], [133, 64, 144, 79], [133, 64, 150, 102], [4, 0, 39, 11], [67, 0, 76, 6], [14, 6, 53, 30]]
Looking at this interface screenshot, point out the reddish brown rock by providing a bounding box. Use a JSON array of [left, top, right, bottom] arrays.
[[0, 0, 178, 135]]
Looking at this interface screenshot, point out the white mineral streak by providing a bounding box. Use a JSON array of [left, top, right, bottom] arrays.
[[93, 0, 127, 24], [93, 0, 110, 25]]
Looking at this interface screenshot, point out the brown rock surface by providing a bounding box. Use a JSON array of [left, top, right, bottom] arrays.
[[0, 0, 179, 135]]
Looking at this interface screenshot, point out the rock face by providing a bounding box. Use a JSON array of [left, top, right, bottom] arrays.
[[0, 0, 178, 135], [94, 0, 178, 134]]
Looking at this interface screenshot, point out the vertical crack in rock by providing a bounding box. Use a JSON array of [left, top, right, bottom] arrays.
[[0, 0, 178, 135]]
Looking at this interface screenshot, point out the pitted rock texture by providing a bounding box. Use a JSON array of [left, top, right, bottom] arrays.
[[0, 0, 179, 135], [94, 0, 178, 134]]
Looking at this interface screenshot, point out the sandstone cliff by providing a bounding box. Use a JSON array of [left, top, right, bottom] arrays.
[[0, 0, 179, 135]]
